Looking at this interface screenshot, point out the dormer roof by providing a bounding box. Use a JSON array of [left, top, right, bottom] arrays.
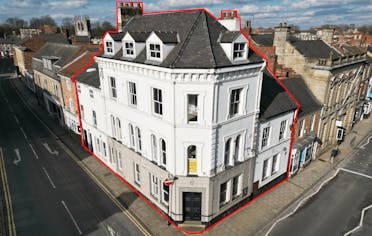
[[100, 10, 263, 69], [124, 32, 150, 42], [220, 31, 241, 43]]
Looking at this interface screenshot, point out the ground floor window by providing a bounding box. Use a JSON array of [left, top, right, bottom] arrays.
[[134, 163, 141, 185], [162, 183, 169, 204], [151, 174, 159, 197], [219, 182, 228, 206]]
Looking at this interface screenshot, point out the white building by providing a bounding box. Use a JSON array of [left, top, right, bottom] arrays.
[[76, 9, 269, 224], [253, 71, 296, 194]]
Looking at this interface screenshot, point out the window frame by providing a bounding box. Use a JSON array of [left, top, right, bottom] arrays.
[[279, 120, 287, 141], [124, 41, 135, 56], [162, 183, 169, 204], [92, 110, 97, 126], [271, 154, 280, 175], [128, 81, 137, 106], [109, 77, 117, 99], [219, 182, 228, 206], [105, 41, 113, 54], [150, 174, 159, 197], [134, 163, 141, 185], [187, 94, 198, 123], [152, 88, 163, 116], [229, 88, 243, 118], [149, 43, 161, 60], [160, 138, 166, 167], [232, 42, 246, 60], [261, 126, 271, 148]]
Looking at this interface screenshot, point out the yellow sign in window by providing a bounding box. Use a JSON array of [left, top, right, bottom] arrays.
[[188, 159, 197, 174]]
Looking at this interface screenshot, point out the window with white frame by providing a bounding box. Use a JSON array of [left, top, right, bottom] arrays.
[[149, 43, 161, 59], [135, 127, 142, 152], [271, 154, 280, 175], [116, 118, 122, 140], [262, 158, 270, 180], [53, 83, 58, 96], [160, 139, 166, 166], [233, 135, 241, 163], [66, 79, 71, 91], [219, 182, 228, 206], [151, 134, 157, 162], [80, 105, 84, 119], [128, 82, 137, 106], [224, 138, 231, 166], [279, 120, 287, 141], [103, 142, 107, 157], [109, 77, 117, 99], [299, 120, 305, 137], [262, 127, 270, 148], [124, 42, 134, 56], [111, 115, 116, 137], [187, 145, 197, 175], [232, 175, 240, 197], [105, 41, 113, 53], [152, 88, 163, 115], [129, 124, 135, 148], [134, 163, 141, 184], [187, 94, 198, 122], [310, 114, 316, 131], [92, 110, 97, 126], [89, 89, 94, 98], [162, 183, 169, 204], [77, 84, 81, 93], [150, 174, 159, 197], [233, 43, 245, 59], [229, 88, 243, 117]]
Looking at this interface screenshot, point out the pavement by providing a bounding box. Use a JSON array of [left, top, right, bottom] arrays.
[[3, 56, 372, 236], [0, 58, 149, 236]]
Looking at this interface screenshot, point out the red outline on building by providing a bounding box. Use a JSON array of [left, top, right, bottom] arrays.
[[67, 1, 301, 234]]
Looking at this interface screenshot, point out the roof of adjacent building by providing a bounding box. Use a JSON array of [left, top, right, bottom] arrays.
[[259, 70, 297, 121], [220, 31, 241, 43], [282, 78, 322, 118], [32, 43, 81, 78], [74, 63, 100, 89], [250, 34, 274, 47], [58, 50, 97, 78], [101, 10, 263, 69], [75, 36, 91, 43], [290, 39, 341, 59], [38, 33, 69, 44]]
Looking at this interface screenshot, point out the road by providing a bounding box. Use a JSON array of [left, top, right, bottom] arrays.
[[268, 130, 372, 236], [0, 58, 147, 236]]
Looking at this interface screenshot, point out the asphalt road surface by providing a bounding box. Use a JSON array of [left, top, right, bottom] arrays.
[[269, 131, 372, 236], [0, 58, 147, 236]]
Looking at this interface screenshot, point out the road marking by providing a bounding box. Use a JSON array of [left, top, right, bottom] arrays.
[[265, 169, 341, 236], [10, 80, 151, 236], [42, 143, 59, 156], [344, 204, 372, 236], [28, 143, 39, 160], [13, 149, 21, 165], [359, 136, 372, 149], [340, 168, 372, 180], [107, 225, 118, 236], [41, 166, 56, 189], [13, 115, 19, 124], [61, 200, 82, 235], [57, 140, 151, 236], [0, 147, 17, 236], [19, 127, 28, 139]]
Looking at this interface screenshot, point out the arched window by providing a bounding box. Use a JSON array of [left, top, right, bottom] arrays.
[[233, 135, 240, 163], [187, 145, 197, 175], [111, 115, 116, 137], [116, 118, 122, 140], [224, 138, 231, 166], [129, 124, 135, 148], [135, 127, 142, 152], [160, 139, 166, 166], [187, 145, 196, 159], [151, 134, 157, 162]]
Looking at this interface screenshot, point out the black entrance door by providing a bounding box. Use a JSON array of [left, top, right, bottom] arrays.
[[183, 192, 201, 221]]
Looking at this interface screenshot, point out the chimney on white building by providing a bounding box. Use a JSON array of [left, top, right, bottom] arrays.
[[218, 10, 241, 31]]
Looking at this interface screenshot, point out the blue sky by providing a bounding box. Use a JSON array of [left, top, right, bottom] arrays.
[[0, 0, 371, 29]]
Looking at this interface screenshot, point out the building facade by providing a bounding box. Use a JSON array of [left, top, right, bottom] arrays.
[[76, 9, 272, 224]]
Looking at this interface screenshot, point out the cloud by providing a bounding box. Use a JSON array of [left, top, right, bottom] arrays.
[[48, 0, 88, 10], [50, 13, 73, 19], [146, 0, 224, 11]]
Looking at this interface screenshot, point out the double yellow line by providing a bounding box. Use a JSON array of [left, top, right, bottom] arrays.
[[0, 147, 16, 236]]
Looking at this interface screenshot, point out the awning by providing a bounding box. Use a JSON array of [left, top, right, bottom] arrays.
[[293, 131, 317, 150]]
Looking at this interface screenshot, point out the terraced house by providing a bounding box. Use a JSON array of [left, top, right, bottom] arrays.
[[75, 8, 297, 225]]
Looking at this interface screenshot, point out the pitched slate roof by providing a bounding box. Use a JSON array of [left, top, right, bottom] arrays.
[[290, 39, 341, 59], [32, 43, 81, 79], [259, 70, 297, 121], [282, 78, 322, 118], [127, 32, 151, 42], [250, 34, 274, 46], [75, 63, 100, 89], [38, 33, 69, 44], [220, 31, 241, 43], [102, 10, 263, 69]]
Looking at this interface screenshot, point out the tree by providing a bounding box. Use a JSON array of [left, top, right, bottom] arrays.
[[5, 17, 28, 28], [101, 21, 114, 30], [29, 15, 57, 28], [61, 17, 74, 31]]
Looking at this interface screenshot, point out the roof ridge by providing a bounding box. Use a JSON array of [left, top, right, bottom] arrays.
[[204, 12, 219, 67], [169, 11, 203, 68]]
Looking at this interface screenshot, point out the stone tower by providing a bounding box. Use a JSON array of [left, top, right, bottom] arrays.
[[74, 16, 91, 37], [117, 1, 143, 32], [317, 28, 335, 45], [274, 22, 291, 65]]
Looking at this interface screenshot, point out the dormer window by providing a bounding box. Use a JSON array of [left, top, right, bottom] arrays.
[[124, 42, 134, 56], [233, 43, 246, 59], [149, 43, 161, 59], [106, 41, 113, 53]]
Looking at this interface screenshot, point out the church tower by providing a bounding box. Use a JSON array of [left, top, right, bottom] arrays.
[[74, 16, 91, 37]]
